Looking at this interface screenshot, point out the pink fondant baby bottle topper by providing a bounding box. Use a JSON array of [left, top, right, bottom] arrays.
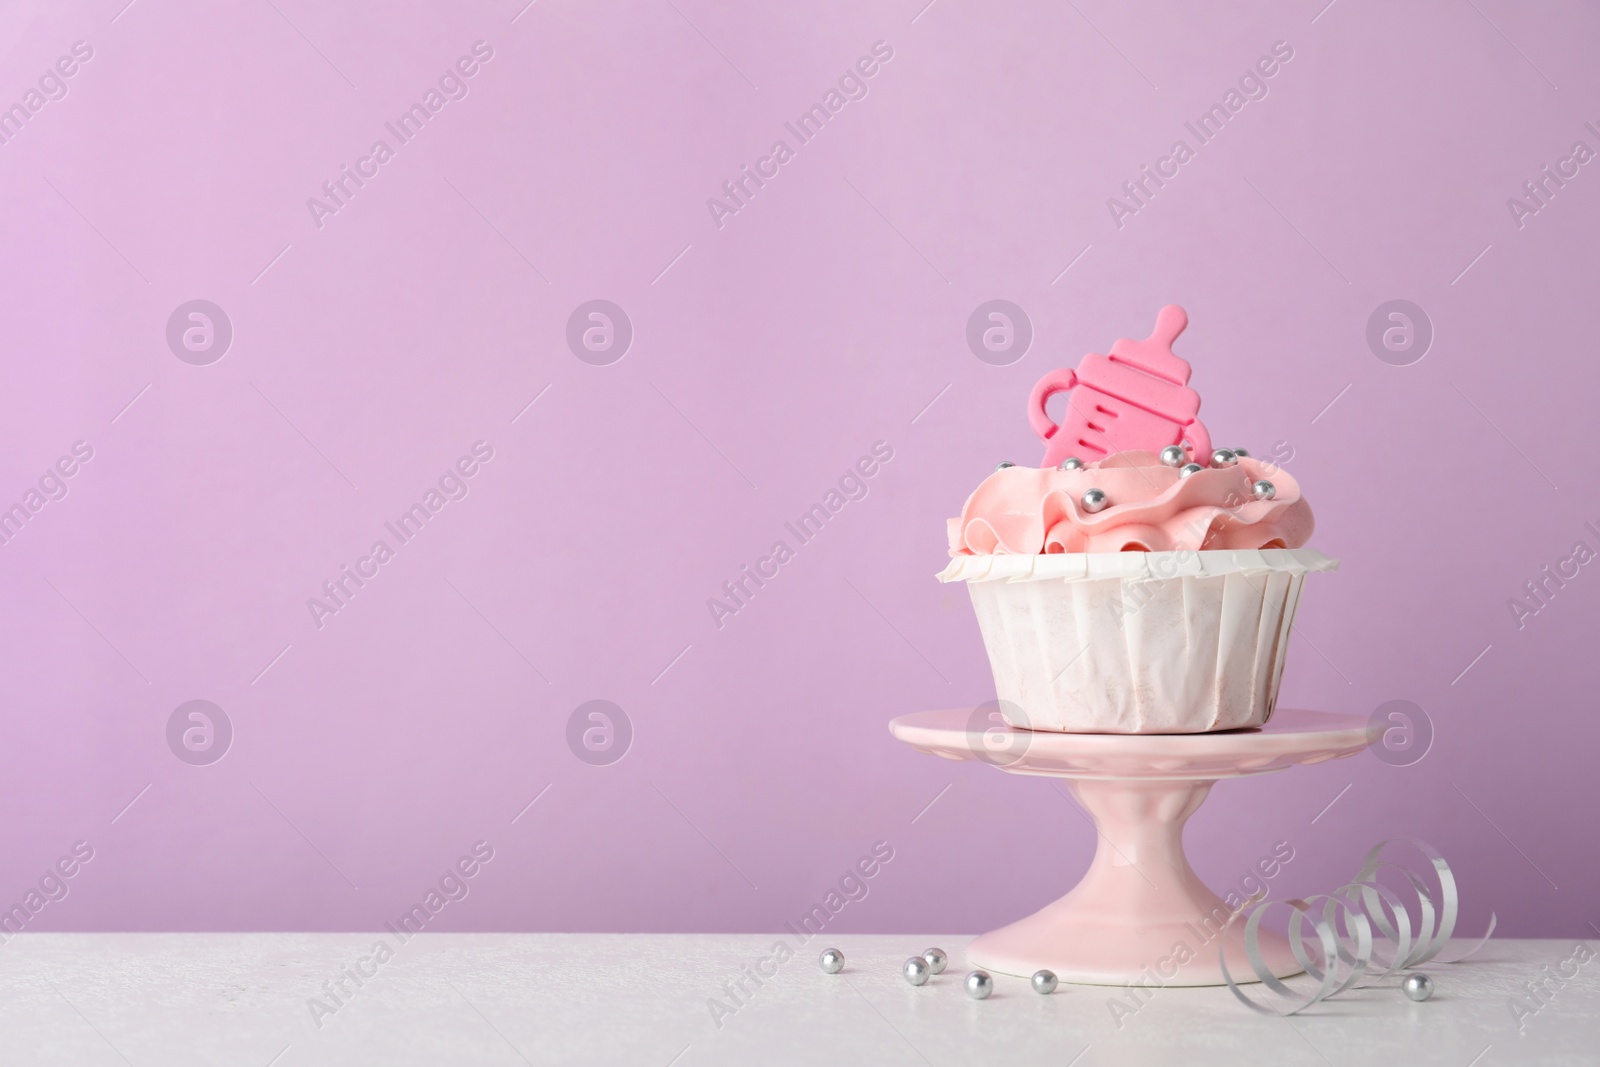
[[1029, 305, 1212, 466]]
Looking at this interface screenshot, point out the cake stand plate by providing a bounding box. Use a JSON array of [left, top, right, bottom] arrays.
[[889, 708, 1379, 987]]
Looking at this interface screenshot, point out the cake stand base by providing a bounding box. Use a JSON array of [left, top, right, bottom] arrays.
[[967, 778, 1300, 985], [889, 708, 1378, 987]]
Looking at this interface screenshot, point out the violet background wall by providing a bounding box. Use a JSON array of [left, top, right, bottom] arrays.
[[0, 0, 1594, 938]]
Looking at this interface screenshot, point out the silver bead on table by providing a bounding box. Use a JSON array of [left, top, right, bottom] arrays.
[[922, 948, 948, 975], [1210, 448, 1238, 468], [1251, 479, 1276, 501], [1031, 969, 1058, 995], [1159, 445, 1187, 468], [964, 970, 993, 1000], [1081, 488, 1109, 513], [903, 956, 931, 987], [995, 461, 1016, 471], [1058, 457, 1085, 471], [1179, 463, 1204, 478], [1232, 447, 1250, 458], [1402, 973, 1434, 1001], [818, 948, 844, 974]]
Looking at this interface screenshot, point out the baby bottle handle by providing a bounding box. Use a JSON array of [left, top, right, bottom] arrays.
[[1182, 420, 1212, 462], [1028, 369, 1077, 442]]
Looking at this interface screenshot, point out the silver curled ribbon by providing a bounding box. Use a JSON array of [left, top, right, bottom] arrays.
[[1219, 838, 1497, 1015]]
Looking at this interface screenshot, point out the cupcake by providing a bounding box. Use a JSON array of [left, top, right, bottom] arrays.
[[940, 306, 1334, 734]]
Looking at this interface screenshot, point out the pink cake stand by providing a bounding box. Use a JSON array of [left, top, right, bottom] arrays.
[[889, 707, 1379, 986]]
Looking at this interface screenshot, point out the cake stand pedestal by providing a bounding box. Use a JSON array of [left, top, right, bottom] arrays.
[[889, 708, 1378, 986]]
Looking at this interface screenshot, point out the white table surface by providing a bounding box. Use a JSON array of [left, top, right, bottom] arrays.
[[0, 935, 1592, 1065]]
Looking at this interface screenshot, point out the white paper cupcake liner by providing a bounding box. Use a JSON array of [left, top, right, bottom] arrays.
[[939, 549, 1337, 734]]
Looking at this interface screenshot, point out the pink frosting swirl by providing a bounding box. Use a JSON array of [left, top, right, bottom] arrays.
[[948, 451, 1313, 555]]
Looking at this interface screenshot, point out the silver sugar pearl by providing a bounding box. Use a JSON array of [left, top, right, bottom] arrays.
[[1179, 463, 1204, 478], [818, 948, 845, 974], [1057, 457, 1085, 471], [922, 947, 948, 975], [1081, 488, 1109, 513], [903, 956, 931, 986], [1233, 447, 1250, 458], [1159, 445, 1187, 467], [964, 970, 993, 1000], [995, 461, 1016, 471], [1210, 448, 1238, 468], [1251, 480, 1276, 500], [1031, 969, 1058, 995], [1402, 973, 1434, 1001]]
